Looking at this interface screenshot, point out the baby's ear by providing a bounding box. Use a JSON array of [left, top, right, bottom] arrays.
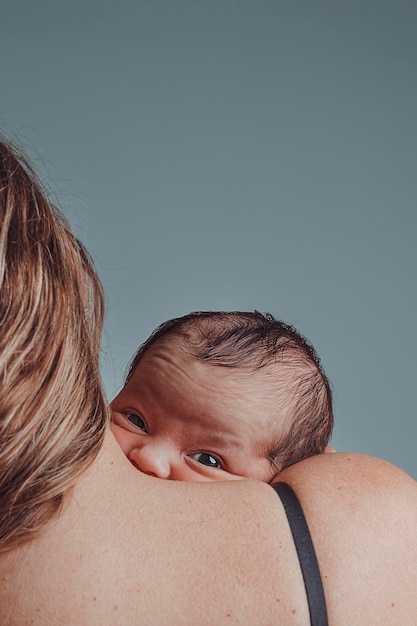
[[323, 445, 337, 453]]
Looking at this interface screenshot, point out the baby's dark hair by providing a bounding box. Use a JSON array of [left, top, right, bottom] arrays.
[[126, 311, 334, 475]]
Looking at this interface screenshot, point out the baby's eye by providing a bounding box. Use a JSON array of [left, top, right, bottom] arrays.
[[189, 452, 222, 469], [125, 412, 147, 433]]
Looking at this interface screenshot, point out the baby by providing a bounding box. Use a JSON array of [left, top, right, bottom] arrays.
[[111, 311, 334, 482]]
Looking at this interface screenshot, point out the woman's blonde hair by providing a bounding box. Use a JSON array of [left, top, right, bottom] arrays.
[[0, 138, 108, 552]]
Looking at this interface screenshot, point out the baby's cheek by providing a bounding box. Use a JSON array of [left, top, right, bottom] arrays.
[[110, 421, 131, 456], [223, 473, 247, 482]]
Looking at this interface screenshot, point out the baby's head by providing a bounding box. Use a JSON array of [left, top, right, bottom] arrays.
[[111, 311, 333, 482]]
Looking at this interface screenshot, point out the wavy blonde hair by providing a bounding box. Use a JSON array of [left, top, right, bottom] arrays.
[[0, 138, 108, 552]]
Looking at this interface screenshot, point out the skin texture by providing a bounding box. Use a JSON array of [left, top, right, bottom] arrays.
[[1, 430, 416, 625], [111, 342, 294, 482]]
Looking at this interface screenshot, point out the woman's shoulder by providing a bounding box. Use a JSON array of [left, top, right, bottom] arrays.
[[276, 451, 417, 507], [276, 452, 417, 624]]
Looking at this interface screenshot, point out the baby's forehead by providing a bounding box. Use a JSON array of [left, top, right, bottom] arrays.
[[138, 337, 306, 413], [149, 329, 301, 367]]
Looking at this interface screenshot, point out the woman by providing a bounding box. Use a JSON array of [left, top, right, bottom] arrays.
[[1, 137, 416, 625]]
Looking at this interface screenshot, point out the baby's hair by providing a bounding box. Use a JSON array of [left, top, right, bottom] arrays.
[[0, 138, 108, 552], [127, 311, 334, 475]]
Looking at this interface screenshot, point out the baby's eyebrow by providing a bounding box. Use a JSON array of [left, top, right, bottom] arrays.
[[188, 428, 234, 448], [184, 418, 241, 449]]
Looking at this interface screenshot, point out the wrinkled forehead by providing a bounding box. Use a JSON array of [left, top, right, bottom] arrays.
[[139, 333, 302, 396], [137, 336, 298, 445]]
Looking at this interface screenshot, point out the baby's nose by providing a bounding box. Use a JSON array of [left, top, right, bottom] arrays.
[[128, 444, 172, 479]]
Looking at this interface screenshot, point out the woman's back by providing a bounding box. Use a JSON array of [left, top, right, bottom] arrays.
[[1, 431, 416, 625]]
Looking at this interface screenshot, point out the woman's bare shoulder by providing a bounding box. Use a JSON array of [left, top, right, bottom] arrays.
[[275, 451, 417, 565], [275, 452, 417, 624], [276, 451, 417, 504]]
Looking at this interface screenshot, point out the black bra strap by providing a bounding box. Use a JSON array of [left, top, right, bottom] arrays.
[[271, 482, 328, 626]]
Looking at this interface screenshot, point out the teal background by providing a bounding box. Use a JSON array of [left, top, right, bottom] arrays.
[[1, 1, 416, 478]]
